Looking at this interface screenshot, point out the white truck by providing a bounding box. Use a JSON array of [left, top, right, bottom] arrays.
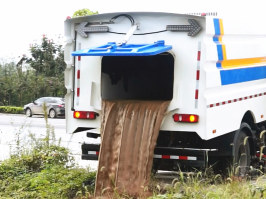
[[64, 12, 266, 173]]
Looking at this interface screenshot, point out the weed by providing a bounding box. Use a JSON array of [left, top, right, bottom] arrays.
[[149, 169, 266, 199]]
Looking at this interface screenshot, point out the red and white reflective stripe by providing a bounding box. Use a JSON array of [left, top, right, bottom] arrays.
[[76, 55, 81, 105], [154, 154, 197, 161], [88, 151, 99, 155], [207, 92, 266, 108], [195, 42, 201, 109]]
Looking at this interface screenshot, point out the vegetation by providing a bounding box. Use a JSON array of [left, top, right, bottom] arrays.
[[72, 8, 98, 18], [0, 106, 24, 114], [0, 113, 95, 198], [0, 36, 66, 107], [28, 36, 66, 77], [0, 147, 96, 198], [149, 171, 266, 199], [95, 169, 265, 198]]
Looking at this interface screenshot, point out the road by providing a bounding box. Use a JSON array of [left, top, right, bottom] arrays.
[[0, 113, 98, 170]]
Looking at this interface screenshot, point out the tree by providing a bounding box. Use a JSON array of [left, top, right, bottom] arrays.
[[0, 35, 67, 106], [28, 36, 66, 77], [72, 9, 98, 18], [0, 62, 18, 105]]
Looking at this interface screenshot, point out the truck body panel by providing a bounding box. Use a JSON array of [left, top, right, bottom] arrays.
[[64, 12, 266, 169]]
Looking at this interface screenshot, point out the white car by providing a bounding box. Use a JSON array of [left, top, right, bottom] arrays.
[[24, 97, 65, 118]]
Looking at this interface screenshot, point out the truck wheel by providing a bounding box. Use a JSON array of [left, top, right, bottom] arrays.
[[232, 123, 251, 177], [49, 109, 57, 118], [25, 108, 32, 117]]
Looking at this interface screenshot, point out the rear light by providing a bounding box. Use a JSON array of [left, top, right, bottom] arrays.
[[58, 104, 64, 107], [74, 111, 98, 119], [173, 114, 199, 123]]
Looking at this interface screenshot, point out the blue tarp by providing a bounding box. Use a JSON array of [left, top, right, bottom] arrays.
[[72, 40, 172, 56]]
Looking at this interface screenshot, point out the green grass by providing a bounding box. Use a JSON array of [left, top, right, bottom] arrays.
[[0, 152, 96, 198], [149, 171, 266, 199], [0, 109, 96, 198]]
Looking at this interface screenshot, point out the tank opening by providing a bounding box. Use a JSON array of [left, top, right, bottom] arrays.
[[101, 53, 174, 100]]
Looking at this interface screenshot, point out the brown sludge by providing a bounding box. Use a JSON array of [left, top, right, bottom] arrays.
[[95, 100, 170, 198]]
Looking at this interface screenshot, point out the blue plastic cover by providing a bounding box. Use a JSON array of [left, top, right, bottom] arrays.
[[72, 40, 172, 56]]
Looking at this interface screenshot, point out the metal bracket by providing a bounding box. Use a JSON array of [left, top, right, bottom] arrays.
[[118, 24, 139, 46]]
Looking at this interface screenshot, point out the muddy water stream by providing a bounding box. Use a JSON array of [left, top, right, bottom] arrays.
[[95, 100, 169, 197]]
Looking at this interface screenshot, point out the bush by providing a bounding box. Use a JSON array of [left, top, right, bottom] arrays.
[[0, 115, 96, 198], [0, 144, 96, 198], [0, 106, 24, 114]]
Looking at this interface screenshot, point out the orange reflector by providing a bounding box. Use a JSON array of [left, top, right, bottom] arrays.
[[173, 114, 199, 123], [189, 115, 196, 122], [73, 111, 98, 119], [74, 111, 81, 118]]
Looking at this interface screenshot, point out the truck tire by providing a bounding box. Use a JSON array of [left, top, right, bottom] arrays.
[[232, 123, 251, 177], [49, 109, 57, 118], [25, 108, 32, 117]]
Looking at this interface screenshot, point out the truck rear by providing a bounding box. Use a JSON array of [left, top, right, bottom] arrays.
[[64, 12, 266, 173]]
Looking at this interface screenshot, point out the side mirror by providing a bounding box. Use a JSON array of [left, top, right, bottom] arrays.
[[33, 100, 37, 105]]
